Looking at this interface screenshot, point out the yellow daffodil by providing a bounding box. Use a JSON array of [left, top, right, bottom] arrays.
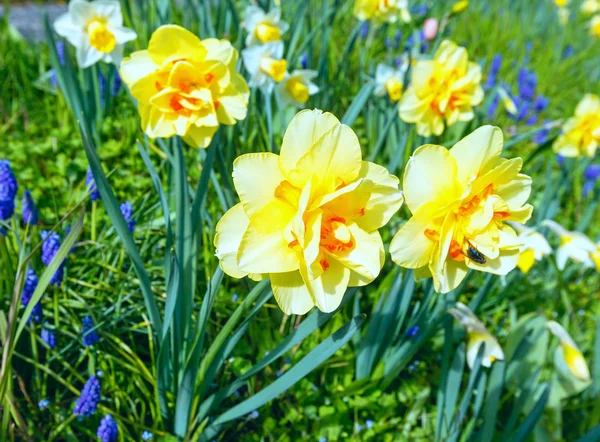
[[509, 223, 552, 273], [451, 1, 469, 14], [590, 15, 600, 37], [53, 0, 136, 68], [554, 0, 569, 6], [241, 41, 287, 94], [553, 94, 600, 157], [214, 109, 404, 315], [120, 25, 249, 149], [243, 5, 289, 46], [399, 40, 484, 137], [390, 126, 533, 293], [542, 220, 599, 270], [374, 63, 406, 102], [547, 320, 591, 382], [278, 70, 320, 107], [582, 0, 600, 14], [449, 302, 504, 368], [353, 0, 411, 24]]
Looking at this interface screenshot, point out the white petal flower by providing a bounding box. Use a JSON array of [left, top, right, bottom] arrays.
[[241, 41, 286, 94], [374, 63, 405, 102], [448, 302, 504, 369], [547, 320, 591, 382], [278, 70, 319, 107], [542, 219, 597, 270], [509, 223, 552, 273], [243, 6, 289, 46], [53, 0, 137, 68]]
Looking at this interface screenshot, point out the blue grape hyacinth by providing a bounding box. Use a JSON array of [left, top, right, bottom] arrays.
[[21, 268, 43, 323], [82, 316, 100, 346], [86, 167, 100, 201], [0, 160, 18, 202], [22, 190, 38, 225], [120, 201, 135, 233], [73, 375, 101, 417], [97, 414, 118, 442], [41, 325, 56, 349], [40, 230, 65, 286]]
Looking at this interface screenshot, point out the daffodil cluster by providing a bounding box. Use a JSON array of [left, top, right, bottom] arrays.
[[553, 94, 600, 158], [353, 0, 411, 24], [241, 5, 319, 107], [120, 25, 249, 148]]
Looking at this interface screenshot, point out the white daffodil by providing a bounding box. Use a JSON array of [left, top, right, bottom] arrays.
[[243, 6, 289, 46], [241, 41, 287, 94], [547, 320, 591, 382], [374, 63, 406, 102], [278, 70, 319, 107], [448, 302, 504, 369], [510, 223, 552, 273], [581, 0, 599, 15], [53, 0, 137, 68], [542, 220, 598, 270]]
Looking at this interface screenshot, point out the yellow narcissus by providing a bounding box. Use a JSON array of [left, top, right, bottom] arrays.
[[353, 0, 411, 24], [214, 109, 404, 315], [120, 25, 249, 148], [390, 126, 533, 293], [510, 223, 552, 273], [553, 94, 600, 158], [399, 40, 484, 137], [547, 320, 591, 382]]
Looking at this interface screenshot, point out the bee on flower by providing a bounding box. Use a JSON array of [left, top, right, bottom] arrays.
[[53, 0, 137, 68], [552, 94, 600, 157], [353, 0, 411, 24], [542, 220, 600, 271], [214, 109, 404, 315], [242, 41, 287, 94], [509, 223, 552, 273], [390, 126, 533, 293], [278, 70, 320, 108], [448, 302, 504, 368], [374, 63, 406, 102], [243, 5, 289, 46], [547, 320, 591, 382], [120, 25, 249, 148], [399, 40, 484, 137]]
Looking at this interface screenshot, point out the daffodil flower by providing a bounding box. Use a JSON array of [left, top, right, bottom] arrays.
[[120, 25, 249, 148], [214, 109, 404, 315], [553, 94, 600, 157], [509, 223, 552, 273], [497, 87, 518, 115], [374, 63, 406, 102], [243, 6, 289, 46], [53, 0, 137, 68], [554, 0, 569, 6], [278, 70, 319, 108], [399, 40, 484, 137], [390, 126, 533, 293], [353, 0, 411, 24], [542, 220, 599, 270], [242, 41, 287, 94], [448, 302, 504, 368], [451, 1, 469, 14], [547, 320, 590, 382], [590, 15, 600, 37], [582, 0, 600, 15]]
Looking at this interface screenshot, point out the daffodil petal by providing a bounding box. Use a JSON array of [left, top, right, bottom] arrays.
[[301, 258, 350, 313], [271, 271, 315, 315], [214, 203, 249, 278], [449, 125, 504, 185]]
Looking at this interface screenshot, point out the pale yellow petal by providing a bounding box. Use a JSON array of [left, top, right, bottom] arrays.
[[301, 258, 350, 313], [331, 223, 382, 281], [390, 205, 439, 269], [271, 271, 315, 315], [214, 203, 249, 278], [148, 25, 207, 65]]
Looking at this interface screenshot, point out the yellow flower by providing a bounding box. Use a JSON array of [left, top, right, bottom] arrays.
[[278, 70, 320, 107], [399, 40, 484, 137], [451, 1, 469, 14], [449, 302, 504, 368], [553, 94, 600, 158], [554, 0, 569, 7], [582, 0, 600, 15], [214, 109, 404, 315], [390, 126, 533, 293], [120, 25, 249, 148], [374, 63, 406, 102], [547, 320, 591, 382], [509, 223, 552, 273], [241, 41, 287, 94], [53, 0, 137, 68], [353, 0, 411, 24], [591, 15, 600, 37], [243, 6, 289, 46]]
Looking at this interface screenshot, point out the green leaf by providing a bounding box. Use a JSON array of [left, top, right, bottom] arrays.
[[341, 82, 375, 126], [576, 424, 600, 442], [508, 385, 550, 442]]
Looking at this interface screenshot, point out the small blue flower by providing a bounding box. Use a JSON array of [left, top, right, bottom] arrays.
[[360, 22, 369, 40], [385, 36, 392, 50], [249, 410, 259, 419], [38, 399, 50, 410], [82, 316, 100, 346], [99, 70, 107, 101], [556, 154, 565, 166], [319, 438, 327, 442], [231, 293, 239, 302], [141, 430, 153, 441], [86, 167, 100, 201], [487, 96, 499, 120], [394, 30, 402, 48], [366, 419, 374, 429], [533, 95, 550, 113], [21, 268, 42, 323], [22, 190, 38, 225], [40, 230, 65, 286], [354, 423, 363, 433], [41, 325, 56, 349], [406, 325, 420, 338], [585, 165, 600, 181], [533, 121, 553, 145], [299, 53, 308, 69], [73, 375, 101, 417], [56, 40, 66, 65], [97, 414, 118, 442], [525, 114, 538, 126], [0, 160, 18, 202], [0, 200, 15, 222], [112, 71, 122, 97], [562, 45, 574, 59], [120, 201, 135, 233]]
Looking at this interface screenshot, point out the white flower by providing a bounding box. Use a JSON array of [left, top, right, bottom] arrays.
[[374, 63, 406, 102], [241, 41, 286, 94], [278, 70, 319, 107], [243, 6, 289, 46], [53, 0, 137, 68], [581, 0, 599, 15], [542, 219, 598, 270], [510, 223, 552, 273], [448, 302, 504, 369], [547, 320, 591, 382]]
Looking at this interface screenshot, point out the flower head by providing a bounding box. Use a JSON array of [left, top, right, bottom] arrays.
[[86, 167, 100, 201], [119, 201, 135, 233], [42, 325, 56, 349], [120, 25, 249, 148], [41, 231, 66, 286], [451, 1, 469, 14], [399, 40, 484, 137], [582, 0, 600, 14], [214, 109, 403, 315], [547, 320, 590, 382], [391, 126, 533, 293], [53, 0, 136, 68], [449, 302, 504, 368], [141, 431, 153, 441], [423, 18, 439, 41], [0, 160, 17, 203], [242, 41, 287, 94], [21, 268, 43, 323], [22, 190, 39, 225], [510, 223, 552, 273], [374, 63, 406, 102], [73, 375, 101, 416], [590, 15, 600, 37], [553, 94, 600, 158], [278, 70, 319, 107], [82, 315, 100, 346], [243, 6, 289, 46], [97, 414, 118, 442], [353, 0, 411, 23], [542, 220, 599, 270]]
